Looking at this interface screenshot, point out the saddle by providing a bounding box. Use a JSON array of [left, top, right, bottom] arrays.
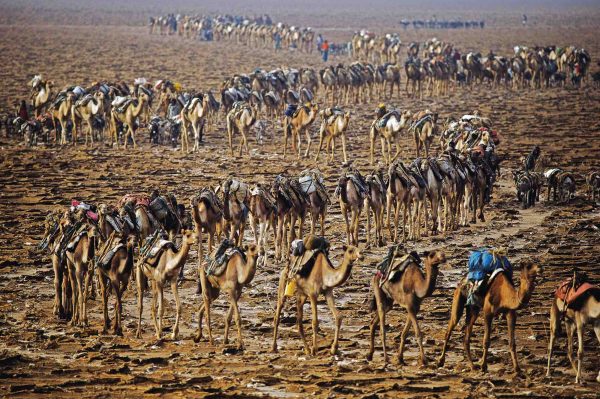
[[555, 274, 599, 308], [288, 236, 331, 280], [427, 158, 444, 181], [298, 169, 329, 203], [376, 110, 400, 129], [465, 248, 512, 308], [97, 242, 124, 270], [204, 239, 244, 278], [376, 245, 421, 288], [410, 114, 433, 132], [192, 188, 224, 216], [139, 233, 175, 268], [75, 94, 94, 108], [66, 227, 89, 252], [274, 175, 307, 208], [119, 193, 150, 208], [323, 107, 344, 124]]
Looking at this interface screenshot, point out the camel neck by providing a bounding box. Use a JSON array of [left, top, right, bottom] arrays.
[[324, 252, 355, 288], [415, 260, 438, 298]]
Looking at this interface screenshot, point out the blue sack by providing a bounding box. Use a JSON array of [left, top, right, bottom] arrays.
[[467, 248, 512, 281], [284, 104, 297, 117]]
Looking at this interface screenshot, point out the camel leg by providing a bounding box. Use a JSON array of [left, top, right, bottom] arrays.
[[320, 211, 326, 237], [150, 281, 159, 337], [271, 268, 288, 352], [408, 309, 427, 367], [136, 267, 144, 338], [504, 310, 522, 374], [111, 280, 122, 335], [397, 316, 411, 365], [157, 284, 166, 340], [224, 304, 233, 345], [438, 287, 467, 367], [341, 134, 348, 164], [546, 301, 560, 377], [204, 288, 214, 345], [315, 131, 324, 161], [171, 279, 181, 340], [304, 128, 312, 158], [309, 295, 319, 355], [341, 205, 351, 245], [232, 292, 244, 350], [296, 295, 310, 355], [566, 319, 577, 373], [52, 256, 65, 318], [194, 301, 205, 343], [380, 137, 387, 164], [367, 310, 379, 361], [366, 202, 372, 246], [575, 314, 584, 384], [330, 137, 336, 164], [99, 273, 109, 333], [76, 269, 87, 326], [68, 264, 79, 325], [479, 311, 494, 372], [463, 306, 479, 371], [325, 291, 341, 355]]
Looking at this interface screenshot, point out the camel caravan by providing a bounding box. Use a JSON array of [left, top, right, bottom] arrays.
[[148, 13, 317, 53], [39, 182, 600, 383]]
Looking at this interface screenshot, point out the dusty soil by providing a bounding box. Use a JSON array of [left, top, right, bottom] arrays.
[[0, 1, 599, 397]]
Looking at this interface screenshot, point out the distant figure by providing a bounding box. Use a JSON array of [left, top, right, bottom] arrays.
[[17, 100, 29, 121], [322, 40, 329, 62], [274, 32, 281, 50], [316, 34, 324, 54], [522, 14, 528, 26]]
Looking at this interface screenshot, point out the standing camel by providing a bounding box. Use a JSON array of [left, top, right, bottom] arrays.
[[248, 185, 276, 259], [271, 175, 308, 261], [369, 109, 412, 165], [284, 102, 318, 159], [226, 102, 257, 157], [337, 168, 367, 245], [31, 78, 54, 117], [222, 178, 249, 246], [72, 91, 105, 146], [111, 92, 150, 148], [412, 112, 438, 157], [135, 230, 195, 340], [299, 169, 329, 237], [195, 244, 260, 349], [368, 250, 446, 365], [437, 261, 542, 373], [272, 244, 362, 355], [365, 169, 387, 247], [546, 276, 600, 384], [315, 108, 351, 164], [96, 235, 135, 335], [190, 188, 223, 276], [51, 93, 75, 145], [181, 95, 208, 153]]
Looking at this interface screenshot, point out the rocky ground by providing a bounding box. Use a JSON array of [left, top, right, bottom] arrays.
[[0, 1, 599, 397]]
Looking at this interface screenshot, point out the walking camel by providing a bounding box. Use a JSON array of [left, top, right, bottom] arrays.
[[284, 103, 318, 159], [190, 188, 223, 275], [437, 261, 542, 373], [368, 250, 446, 365], [546, 277, 600, 384], [337, 169, 366, 246], [195, 244, 260, 349], [32, 78, 54, 117], [96, 234, 135, 335], [315, 108, 351, 164], [181, 95, 208, 153], [364, 169, 387, 247], [111, 92, 150, 148], [135, 230, 195, 340], [226, 103, 257, 157], [272, 243, 362, 355], [369, 110, 412, 165], [72, 91, 105, 146]]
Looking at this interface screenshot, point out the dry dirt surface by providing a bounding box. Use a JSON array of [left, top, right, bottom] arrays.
[[1, 1, 599, 398]]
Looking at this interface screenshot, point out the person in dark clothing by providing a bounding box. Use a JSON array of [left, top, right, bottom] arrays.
[[18, 100, 29, 120]]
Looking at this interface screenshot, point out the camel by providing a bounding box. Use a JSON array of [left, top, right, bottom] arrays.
[[383, 64, 402, 98], [190, 189, 223, 276], [364, 169, 387, 247], [40, 209, 70, 319], [337, 168, 367, 246], [284, 102, 318, 159], [315, 108, 351, 164], [272, 175, 308, 261], [369, 109, 412, 165], [96, 234, 135, 335], [226, 102, 257, 157], [405, 61, 422, 99], [195, 244, 260, 349], [222, 178, 249, 246], [248, 185, 276, 260], [437, 261, 542, 373], [72, 91, 105, 146], [412, 112, 438, 157], [546, 277, 600, 384], [65, 218, 97, 327], [51, 93, 75, 145], [181, 95, 208, 153], [586, 171, 600, 201], [368, 250, 446, 365], [272, 243, 362, 355], [32, 79, 54, 117], [386, 161, 412, 242], [299, 169, 329, 237], [136, 230, 195, 340], [110, 92, 150, 148]]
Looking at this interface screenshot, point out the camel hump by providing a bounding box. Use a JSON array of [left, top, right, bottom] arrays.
[[376, 246, 420, 286], [205, 239, 243, 277], [97, 243, 125, 270]]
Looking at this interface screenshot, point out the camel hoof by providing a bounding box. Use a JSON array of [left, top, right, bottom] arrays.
[[193, 335, 202, 343], [330, 346, 338, 356], [115, 329, 123, 337], [437, 358, 445, 368], [271, 346, 278, 353], [366, 353, 373, 362]]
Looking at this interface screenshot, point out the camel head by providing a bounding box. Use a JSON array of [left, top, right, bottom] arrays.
[[181, 229, 196, 246], [93, 91, 105, 102], [342, 245, 362, 263], [243, 243, 259, 259], [422, 250, 446, 267], [400, 110, 412, 127], [519, 261, 542, 281]]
